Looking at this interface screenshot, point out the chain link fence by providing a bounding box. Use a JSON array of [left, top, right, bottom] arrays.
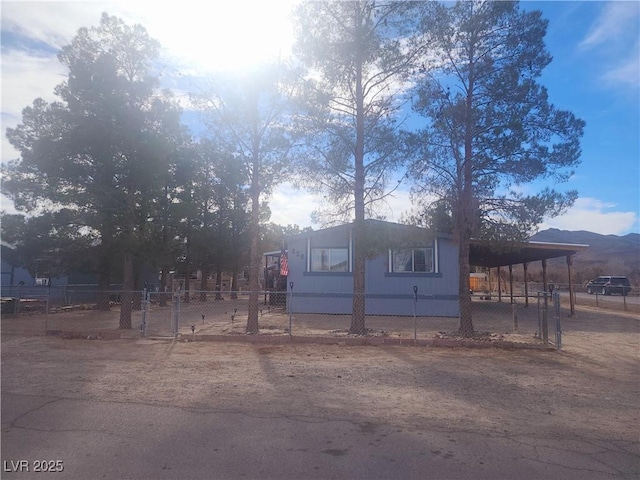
[[133, 290, 561, 345], [474, 281, 639, 314], [1, 285, 124, 316], [3, 288, 565, 348]]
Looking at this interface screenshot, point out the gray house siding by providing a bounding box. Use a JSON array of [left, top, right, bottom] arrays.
[[285, 222, 459, 317]]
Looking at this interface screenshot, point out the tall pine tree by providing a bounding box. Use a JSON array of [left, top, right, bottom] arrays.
[[410, 1, 584, 336], [293, 1, 425, 334], [4, 14, 185, 327]]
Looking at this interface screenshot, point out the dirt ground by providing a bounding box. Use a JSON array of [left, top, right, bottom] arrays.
[[1, 302, 639, 478]]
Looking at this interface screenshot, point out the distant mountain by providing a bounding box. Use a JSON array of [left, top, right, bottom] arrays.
[[530, 229, 640, 284]]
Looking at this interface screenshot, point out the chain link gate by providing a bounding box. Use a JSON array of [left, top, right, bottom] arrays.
[[537, 291, 562, 350], [552, 291, 562, 350], [141, 290, 181, 337]]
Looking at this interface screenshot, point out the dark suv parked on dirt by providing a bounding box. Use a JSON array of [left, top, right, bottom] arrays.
[[586, 276, 632, 296]]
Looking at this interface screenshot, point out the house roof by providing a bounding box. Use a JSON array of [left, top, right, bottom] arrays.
[[279, 220, 589, 267], [284, 219, 449, 241], [469, 239, 589, 268]]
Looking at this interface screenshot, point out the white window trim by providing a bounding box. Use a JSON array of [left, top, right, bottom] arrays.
[[310, 247, 350, 272], [434, 237, 439, 273], [349, 230, 353, 273], [389, 246, 436, 273]]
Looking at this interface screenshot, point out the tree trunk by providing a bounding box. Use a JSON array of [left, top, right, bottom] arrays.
[[200, 268, 208, 301], [119, 186, 136, 329], [215, 268, 223, 300], [183, 274, 190, 303], [349, 7, 367, 336], [132, 264, 142, 311], [96, 265, 111, 311], [458, 50, 476, 338], [119, 252, 134, 329], [159, 267, 168, 307], [183, 234, 191, 304], [96, 235, 111, 310], [159, 183, 170, 308], [457, 232, 473, 337], [246, 142, 261, 334], [231, 266, 238, 300], [350, 220, 366, 335]]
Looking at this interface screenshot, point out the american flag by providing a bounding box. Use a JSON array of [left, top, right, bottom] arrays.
[[280, 248, 289, 276]]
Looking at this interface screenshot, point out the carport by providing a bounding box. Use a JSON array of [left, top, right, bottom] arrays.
[[470, 239, 589, 315]]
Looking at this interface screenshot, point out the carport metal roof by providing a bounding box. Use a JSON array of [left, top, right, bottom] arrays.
[[470, 240, 589, 268]]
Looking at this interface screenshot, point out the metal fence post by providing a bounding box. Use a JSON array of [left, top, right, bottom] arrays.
[[177, 289, 181, 336], [542, 292, 549, 344]]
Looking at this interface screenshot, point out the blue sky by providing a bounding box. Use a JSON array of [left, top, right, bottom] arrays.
[[1, 1, 638, 236]]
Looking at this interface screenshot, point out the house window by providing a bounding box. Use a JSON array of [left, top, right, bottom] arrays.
[[391, 248, 434, 273], [311, 248, 349, 272]]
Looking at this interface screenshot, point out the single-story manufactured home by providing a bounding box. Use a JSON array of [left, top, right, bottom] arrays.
[[283, 220, 460, 316], [266, 220, 589, 317]]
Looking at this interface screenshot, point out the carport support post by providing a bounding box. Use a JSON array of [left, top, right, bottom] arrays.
[[566, 255, 575, 316], [523, 263, 529, 307], [509, 264, 514, 304], [488, 268, 493, 298]]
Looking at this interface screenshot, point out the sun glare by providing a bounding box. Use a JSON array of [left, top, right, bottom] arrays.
[[135, 1, 298, 73]]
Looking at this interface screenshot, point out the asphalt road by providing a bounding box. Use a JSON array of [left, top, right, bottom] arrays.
[[2, 391, 633, 480]]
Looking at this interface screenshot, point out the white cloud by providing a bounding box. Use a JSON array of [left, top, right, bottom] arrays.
[[266, 184, 418, 229], [373, 188, 415, 222], [267, 183, 319, 228], [580, 2, 640, 89], [139, 1, 297, 75], [1, 0, 298, 77], [1, 1, 299, 156], [580, 2, 639, 48], [602, 40, 640, 89], [1, 50, 66, 160], [538, 197, 638, 235], [0, 193, 19, 215], [1, 2, 106, 50]]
